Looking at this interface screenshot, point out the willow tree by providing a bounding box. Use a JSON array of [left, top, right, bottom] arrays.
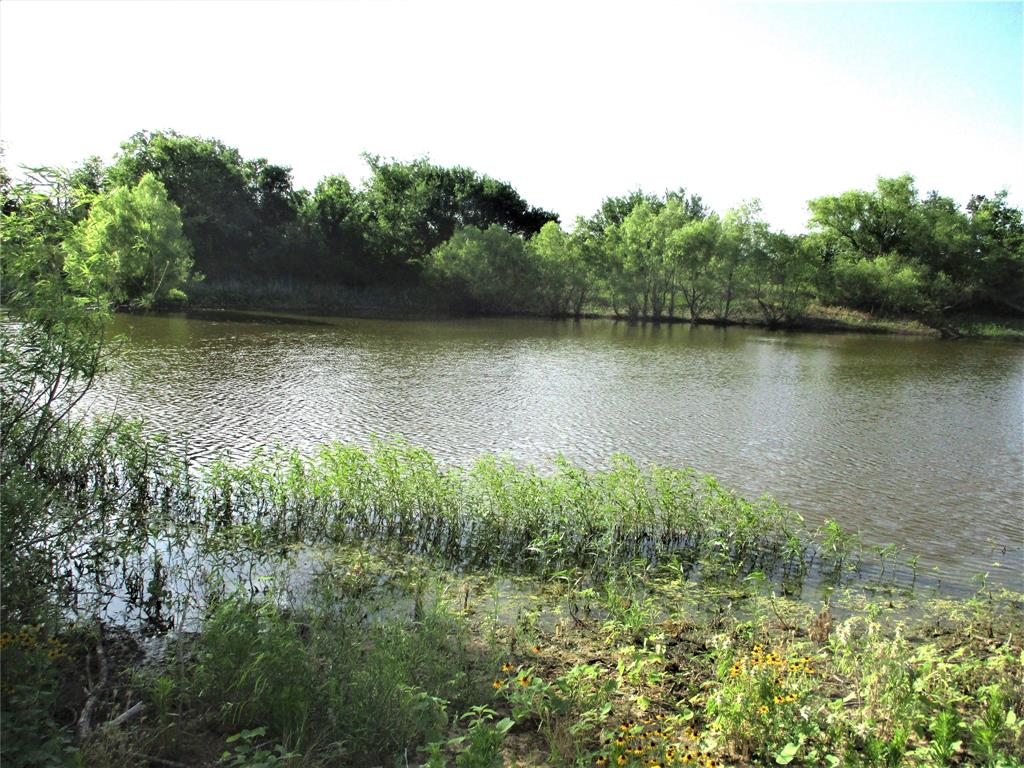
[[527, 221, 589, 316], [64, 173, 194, 309]]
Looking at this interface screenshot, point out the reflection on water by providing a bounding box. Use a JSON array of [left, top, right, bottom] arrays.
[[84, 312, 1024, 589]]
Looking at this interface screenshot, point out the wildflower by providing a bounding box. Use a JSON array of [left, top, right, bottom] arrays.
[[531, 645, 541, 654], [758, 705, 769, 715], [518, 675, 533, 687], [773, 695, 784, 704], [492, 679, 505, 690], [617, 755, 628, 766], [596, 759, 608, 767], [614, 737, 627, 747], [501, 662, 515, 673]]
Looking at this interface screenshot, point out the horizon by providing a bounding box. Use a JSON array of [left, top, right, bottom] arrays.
[[1, 0, 1021, 233]]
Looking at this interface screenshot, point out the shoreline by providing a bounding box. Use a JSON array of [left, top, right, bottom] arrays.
[[167, 276, 1024, 340]]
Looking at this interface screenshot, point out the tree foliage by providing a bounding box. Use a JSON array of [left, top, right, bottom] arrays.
[[64, 173, 193, 308], [424, 225, 535, 313], [8, 134, 1021, 327], [808, 176, 1023, 324]]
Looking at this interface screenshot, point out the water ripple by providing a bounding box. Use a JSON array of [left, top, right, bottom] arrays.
[[81, 313, 1024, 590]]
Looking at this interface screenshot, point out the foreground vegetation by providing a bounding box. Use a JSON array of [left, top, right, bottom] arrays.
[[3, 481, 1023, 768], [3, 131, 1021, 334]]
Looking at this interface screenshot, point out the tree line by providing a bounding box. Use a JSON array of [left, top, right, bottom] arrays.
[[2, 130, 1021, 329]]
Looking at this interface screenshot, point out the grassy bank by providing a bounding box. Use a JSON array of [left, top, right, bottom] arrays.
[[3, 425, 1022, 767], [7, 544, 1022, 768], [184, 277, 1022, 340]]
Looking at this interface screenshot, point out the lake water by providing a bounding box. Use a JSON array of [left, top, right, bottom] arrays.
[[84, 311, 1024, 589]]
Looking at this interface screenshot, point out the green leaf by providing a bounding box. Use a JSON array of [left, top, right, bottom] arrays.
[[775, 742, 800, 765]]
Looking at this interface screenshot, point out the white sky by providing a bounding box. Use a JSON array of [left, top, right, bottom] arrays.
[[1, 0, 1021, 233]]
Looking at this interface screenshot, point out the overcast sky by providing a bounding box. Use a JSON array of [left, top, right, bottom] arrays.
[[1, 0, 1020, 232]]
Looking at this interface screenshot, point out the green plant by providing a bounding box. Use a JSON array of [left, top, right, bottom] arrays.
[[445, 706, 514, 768], [218, 727, 300, 768], [969, 685, 1019, 767], [926, 707, 962, 765], [0, 626, 76, 768]]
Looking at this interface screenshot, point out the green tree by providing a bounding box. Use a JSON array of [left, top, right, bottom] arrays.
[[527, 221, 588, 316], [64, 173, 194, 308], [108, 131, 281, 278], [711, 201, 768, 322], [1, 168, 111, 621], [808, 174, 921, 258], [748, 232, 820, 326], [965, 191, 1024, 313], [804, 175, 1023, 325], [668, 214, 722, 321], [424, 225, 535, 313], [306, 174, 374, 283], [361, 155, 557, 283]]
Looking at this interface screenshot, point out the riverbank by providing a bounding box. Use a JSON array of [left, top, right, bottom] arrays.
[[185, 278, 1024, 340], [4, 428, 1023, 767], [13, 544, 1024, 768]]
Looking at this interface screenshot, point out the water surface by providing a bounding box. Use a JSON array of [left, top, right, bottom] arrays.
[[84, 312, 1024, 589]]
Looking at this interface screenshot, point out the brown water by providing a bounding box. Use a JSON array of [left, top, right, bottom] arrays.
[[85, 311, 1024, 589]]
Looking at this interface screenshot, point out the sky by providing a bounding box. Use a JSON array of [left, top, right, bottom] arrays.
[[1, 0, 1020, 233]]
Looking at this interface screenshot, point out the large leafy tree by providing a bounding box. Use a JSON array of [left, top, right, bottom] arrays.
[[108, 131, 300, 278], [527, 221, 589, 316], [748, 232, 820, 326], [809, 175, 1023, 323], [361, 156, 557, 282], [305, 175, 373, 283], [1, 167, 113, 623], [711, 201, 768, 321], [667, 212, 721, 321], [64, 173, 193, 308], [424, 225, 535, 313], [965, 191, 1024, 313]]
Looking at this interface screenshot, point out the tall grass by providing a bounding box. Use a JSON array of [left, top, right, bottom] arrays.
[[7, 420, 901, 632]]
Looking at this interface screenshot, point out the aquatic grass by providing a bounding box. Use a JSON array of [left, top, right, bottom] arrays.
[[193, 440, 842, 585], [10, 407, 937, 653]]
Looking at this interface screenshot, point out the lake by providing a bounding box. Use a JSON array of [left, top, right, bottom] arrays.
[[84, 311, 1024, 589]]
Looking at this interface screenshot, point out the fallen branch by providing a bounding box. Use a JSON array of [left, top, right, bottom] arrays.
[[76, 623, 109, 741], [105, 701, 146, 729]]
